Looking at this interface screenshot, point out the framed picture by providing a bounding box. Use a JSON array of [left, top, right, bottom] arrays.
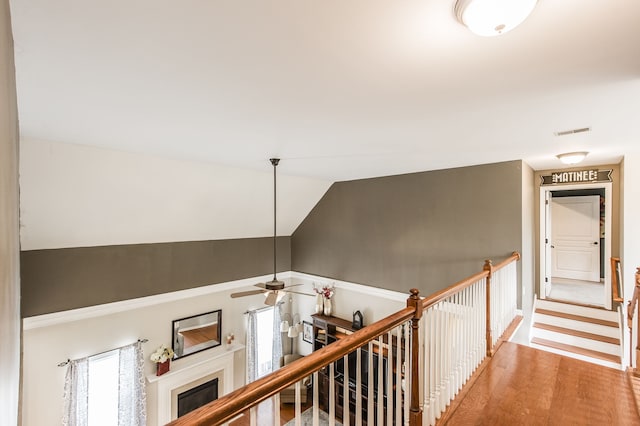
[[302, 321, 313, 344]]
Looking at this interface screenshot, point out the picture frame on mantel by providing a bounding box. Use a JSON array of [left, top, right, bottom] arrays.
[[302, 321, 313, 344]]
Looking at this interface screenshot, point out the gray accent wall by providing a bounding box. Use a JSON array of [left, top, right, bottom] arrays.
[[0, 0, 21, 423], [292, 160, 524, 303], [21, 237, 291, 317]]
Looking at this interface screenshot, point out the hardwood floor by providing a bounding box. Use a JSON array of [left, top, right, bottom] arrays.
[[441, 342, 639, 425], [225, 343, 639, 425], [228, 388, 312, 426]]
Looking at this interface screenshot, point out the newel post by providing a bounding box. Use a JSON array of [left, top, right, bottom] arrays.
[[484, 259, 494, 357], [635, 268, 640, 376], [407, 288, 423, 426]]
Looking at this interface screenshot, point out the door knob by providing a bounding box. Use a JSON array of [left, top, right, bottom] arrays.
[[593, 242, 598, 245]]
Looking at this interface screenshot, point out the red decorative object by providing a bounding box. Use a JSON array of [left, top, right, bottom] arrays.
[[156, 359, 170, 376]]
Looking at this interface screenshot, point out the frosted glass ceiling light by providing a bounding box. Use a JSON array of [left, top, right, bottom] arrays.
[[557, 151, 588, 165], [455, 0, 537, 37]]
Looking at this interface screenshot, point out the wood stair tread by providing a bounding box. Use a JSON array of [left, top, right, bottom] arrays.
[[531, 337, 621, 364], [532, 322, 620, 345], [535, 308, 618, 328]]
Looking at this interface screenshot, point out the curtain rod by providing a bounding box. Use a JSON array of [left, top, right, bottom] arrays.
[[57, 338, 148, 367], [244, 303, 284, 315]]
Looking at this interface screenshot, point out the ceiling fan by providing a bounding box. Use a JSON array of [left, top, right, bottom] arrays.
[[230, 158, 313, 306]]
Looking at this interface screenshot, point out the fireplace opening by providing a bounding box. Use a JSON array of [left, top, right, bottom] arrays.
[[177, 378, 219, 417]]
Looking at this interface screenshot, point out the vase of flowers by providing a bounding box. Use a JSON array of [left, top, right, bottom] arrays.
[[314, 283, 335, 316], [150, 344, 174, 376], [323, 298, 332, 316]]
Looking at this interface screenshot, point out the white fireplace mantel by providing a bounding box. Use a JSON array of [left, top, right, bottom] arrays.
[[147, 344, 244, 425]]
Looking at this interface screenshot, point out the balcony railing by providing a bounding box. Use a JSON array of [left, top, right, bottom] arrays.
[[168, 252, 521, 426]]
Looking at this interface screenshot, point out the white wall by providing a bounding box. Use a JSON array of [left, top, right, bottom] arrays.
[[515, 162, 535, 344], [0, 0, 21, 424], [21, 271, 408, 426], [19, 138, 332, 250], [287, 272, 408, 356], [622, 153, 640, 367], [622, 153, 640, 300], [21, 276, 266, 426]]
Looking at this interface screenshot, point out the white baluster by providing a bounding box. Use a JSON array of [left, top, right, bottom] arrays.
[[295, 380, 301, 426], [313, 371, 319, 426]]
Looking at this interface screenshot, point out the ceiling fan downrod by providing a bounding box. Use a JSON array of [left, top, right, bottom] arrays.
[[269, 158, 284, 289]]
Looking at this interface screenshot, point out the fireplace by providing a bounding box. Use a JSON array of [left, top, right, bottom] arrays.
[[177, 378, 218, 417], [147, 346, 241, 424]]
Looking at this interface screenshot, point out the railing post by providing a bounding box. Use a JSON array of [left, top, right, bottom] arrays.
[[484, 259, 494, 357], [634, 268, 640, 376], [406, 288, 423, 426]]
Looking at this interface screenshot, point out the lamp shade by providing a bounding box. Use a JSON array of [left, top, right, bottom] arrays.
[[287, 325, 300, 338], [280, 320, 290, 332], [455, 0, 537, 37]]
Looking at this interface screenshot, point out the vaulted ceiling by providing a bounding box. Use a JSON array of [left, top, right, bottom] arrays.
[[10, 0, 640, 181]]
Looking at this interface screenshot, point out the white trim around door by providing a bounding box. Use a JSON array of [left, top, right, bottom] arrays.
[[539, 182, 613, 310]]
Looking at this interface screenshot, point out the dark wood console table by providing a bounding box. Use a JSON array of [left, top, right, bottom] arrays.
[[311, 314, 404, 425]]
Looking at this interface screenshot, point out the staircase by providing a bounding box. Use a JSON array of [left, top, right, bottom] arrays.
[[530, 298, 624, 369]]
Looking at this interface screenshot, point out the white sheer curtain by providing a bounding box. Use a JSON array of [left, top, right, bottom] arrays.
[[62, 341, 146, 426], [246, 310, 259, 383], [246, 304, 284, 383], [272, 305, 283, 373]]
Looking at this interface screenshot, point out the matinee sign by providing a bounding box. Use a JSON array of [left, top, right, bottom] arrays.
[[540, 169, 612, 186]]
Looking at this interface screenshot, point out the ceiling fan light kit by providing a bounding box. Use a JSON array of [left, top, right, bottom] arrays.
[[455, 0, 537, 37]]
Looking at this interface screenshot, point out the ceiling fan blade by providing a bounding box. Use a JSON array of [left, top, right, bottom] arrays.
[[282, 283, 303, 289], [230, 289, 267, 298], [254, 282, 267, 289], [285, 290, 315, 297]]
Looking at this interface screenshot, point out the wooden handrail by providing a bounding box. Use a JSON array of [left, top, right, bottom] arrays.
[[421, 269, 489, 311], [168, 306, 416, 425], [168, 252, 521, 425], [491, 251, 521, 272], [420, 252, 520, 313]]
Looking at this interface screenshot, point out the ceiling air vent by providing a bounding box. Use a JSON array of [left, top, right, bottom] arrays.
[[554, 127, 591, 137]]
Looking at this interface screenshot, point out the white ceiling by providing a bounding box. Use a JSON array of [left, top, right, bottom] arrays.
[[9, 0, 640, 181]]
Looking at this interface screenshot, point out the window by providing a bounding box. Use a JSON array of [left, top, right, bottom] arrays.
[[255, 308, 275, 378], [63, 341, 146, 426], [246, 306, 282, 383], [87, 350, 119, 425]]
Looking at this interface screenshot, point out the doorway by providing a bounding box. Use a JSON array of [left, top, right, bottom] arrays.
[[540, 183, 612, 309]]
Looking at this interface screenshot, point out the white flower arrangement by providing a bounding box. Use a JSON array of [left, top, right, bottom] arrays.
[[313, 282, 335, 299], [150, 344, 174, 363]]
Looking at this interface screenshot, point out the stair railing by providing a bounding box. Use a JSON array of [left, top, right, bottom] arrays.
[[612, 257, 623, 304], [421, 252, 520, 424], [167, 252, 520, 426], [629, 267, 640, 374]]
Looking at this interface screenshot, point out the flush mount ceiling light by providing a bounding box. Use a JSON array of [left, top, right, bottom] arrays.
[[454, 0, 538, 37], [557, 151, 589, 165]]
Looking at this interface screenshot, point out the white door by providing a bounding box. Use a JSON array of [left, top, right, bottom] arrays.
[[551, 195, 600, 282]]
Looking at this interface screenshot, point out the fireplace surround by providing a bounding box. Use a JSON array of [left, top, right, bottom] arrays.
[[146, 344, 243, 424]]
